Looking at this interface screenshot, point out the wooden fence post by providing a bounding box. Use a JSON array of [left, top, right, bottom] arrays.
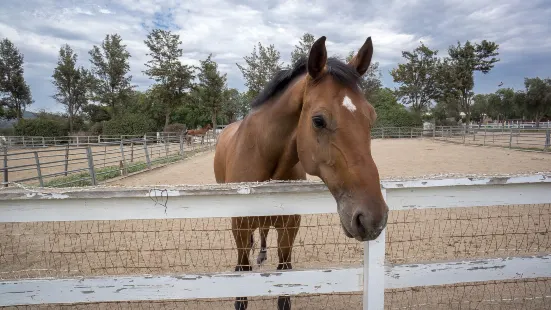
[[545, 129, 550, 151], [130, 142, 134, 163], [64, 145, 69, 176], [119, 140, 127, 176], [143, 135, 151, 169], [86, 146, 97, 186], [165, 134, 169, 157], [180, 135, 185, 159], [363, 188, 386, 310], [3, 146, 8, 187], [483, 127, 487, 146], [509, 128, 513, 149], [34, 151, 44, 187]]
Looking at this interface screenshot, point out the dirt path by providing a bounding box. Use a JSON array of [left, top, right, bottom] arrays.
[[113, 139, 551, 186]]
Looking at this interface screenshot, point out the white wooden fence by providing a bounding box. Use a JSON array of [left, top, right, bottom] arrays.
[[0, 173, 550, 308]]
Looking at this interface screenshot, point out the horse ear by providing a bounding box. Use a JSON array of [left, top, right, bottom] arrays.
[[348, 37, 373, 76], [308, 36, 327, 79]]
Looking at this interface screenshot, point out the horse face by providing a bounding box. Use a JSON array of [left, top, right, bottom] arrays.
[[296, 36, 388, 241]]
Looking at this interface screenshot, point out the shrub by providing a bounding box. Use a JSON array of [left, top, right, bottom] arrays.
[[164, 123, 187, 133], [13, 118, 68, 137], [89, 122, 103, 135], [102, 113, 156, 136]]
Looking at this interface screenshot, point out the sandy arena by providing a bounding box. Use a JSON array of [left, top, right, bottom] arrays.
[[112, 139, 551, 186], [1, 138, 550, 309]]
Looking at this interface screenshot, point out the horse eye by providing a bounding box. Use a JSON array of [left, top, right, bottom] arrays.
[[312, 115, 326, 129]]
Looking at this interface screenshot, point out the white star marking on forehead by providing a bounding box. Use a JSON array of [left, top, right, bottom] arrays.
[[342, 95, 356, 112]]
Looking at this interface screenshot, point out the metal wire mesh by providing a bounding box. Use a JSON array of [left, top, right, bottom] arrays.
[[1, 202, 549, 309]]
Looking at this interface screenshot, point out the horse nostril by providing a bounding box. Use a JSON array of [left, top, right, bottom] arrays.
[[353, 212, 367, 237]]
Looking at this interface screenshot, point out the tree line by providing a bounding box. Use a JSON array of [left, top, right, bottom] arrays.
[[1, 31, 550, 137], [390, 41, 551, 127]]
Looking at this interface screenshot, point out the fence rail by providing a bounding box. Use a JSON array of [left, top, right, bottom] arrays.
[[434, 126, 551, 151], [1, 131, 217, 188], [0, 173, 550, 308]]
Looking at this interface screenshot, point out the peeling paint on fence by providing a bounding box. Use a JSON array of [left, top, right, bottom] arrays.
[[385, 254, 551, 289]]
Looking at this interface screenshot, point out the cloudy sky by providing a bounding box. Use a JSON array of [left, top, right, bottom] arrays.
[[1, 0, 550, 113]]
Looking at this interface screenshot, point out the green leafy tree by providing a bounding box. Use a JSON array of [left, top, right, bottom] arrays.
[[222, 88, 250, 123], [435, 40, 500, 124], [370, 88, 422, 127], [390, 42, 440, 113], [290, 33, 316, 67], [194, 54, 228, 130], [236, 42, 284, 101], [520, 77, 551, 127], [471, 94, 493, 122], [143, 29, 195, 127], [88, 34, 134, 116], [52, 44, 93, 133], [0, 38, 33, 121]]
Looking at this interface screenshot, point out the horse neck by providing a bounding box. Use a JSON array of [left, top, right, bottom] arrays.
[[249, 78, 305, 174]]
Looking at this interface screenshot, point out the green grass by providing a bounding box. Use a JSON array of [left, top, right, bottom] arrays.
[[41, 153, 184, 188]]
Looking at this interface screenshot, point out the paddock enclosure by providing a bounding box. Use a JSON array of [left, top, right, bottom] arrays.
[[1, 132, 551, 309]]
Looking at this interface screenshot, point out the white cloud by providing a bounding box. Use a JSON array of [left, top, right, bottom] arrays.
[[0, 0, 550, 113]]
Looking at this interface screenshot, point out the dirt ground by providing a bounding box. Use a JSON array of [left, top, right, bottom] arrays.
[[112, 139, 551, 186], [2, 138, 550, 309]]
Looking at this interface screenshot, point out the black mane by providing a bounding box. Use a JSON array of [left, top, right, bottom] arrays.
[[250, 56, 361, 109]]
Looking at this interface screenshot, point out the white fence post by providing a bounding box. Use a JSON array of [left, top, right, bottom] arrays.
[[363, 188, 386, 310]]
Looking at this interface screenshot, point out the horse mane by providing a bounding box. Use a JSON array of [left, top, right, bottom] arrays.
[[250, 56, 361, 109]]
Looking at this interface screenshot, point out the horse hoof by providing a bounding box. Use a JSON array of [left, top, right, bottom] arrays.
[[235, 297, 248, 310], [277, 296, 291, 310]]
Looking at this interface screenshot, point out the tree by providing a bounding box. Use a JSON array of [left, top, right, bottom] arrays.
[[195, 54, 227, 131], [51, 44, 93, 133], [290, 33, 316, 67], [492, 88, 518, 121], [521, 77, 551, 127], [390, 42, 440, 113], [143, 29, 195, 127], [222, 88, 249, 123], [236, 42, 284, 101], [370, 87, 422, 127], [83, 104, 110, 123], [471, 94, 493, 123], [435, 40, 500, 124], [88, 34, 133, 116], [346, 51, 382, 100], [0, 38, 33, 121]]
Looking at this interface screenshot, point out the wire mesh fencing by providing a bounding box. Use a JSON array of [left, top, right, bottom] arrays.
[[1, 201, 549, 309], [433, 126, 551, 152], [0, 132, 217, 188]]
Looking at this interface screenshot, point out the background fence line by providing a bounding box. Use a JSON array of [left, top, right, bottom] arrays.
[[2, 126, 550, 189], [1, 131, 217, 188], [0, 173, 550, 309]]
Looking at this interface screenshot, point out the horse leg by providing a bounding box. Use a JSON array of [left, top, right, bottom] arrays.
[[232, 216, 257, 310], [274, 215, 301, 310], [257, 227, 269, 266]]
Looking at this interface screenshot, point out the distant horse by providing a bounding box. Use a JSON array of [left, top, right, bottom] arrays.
[[214, 36, 388, 310], [184, 123, 212, 146]]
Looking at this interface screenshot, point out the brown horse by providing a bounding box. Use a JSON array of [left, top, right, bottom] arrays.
[[213, 36, 388, 310], [184, 123, 212, 145]]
